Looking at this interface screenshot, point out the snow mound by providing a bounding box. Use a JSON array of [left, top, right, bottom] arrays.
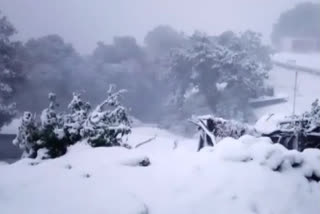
[[254, 113, 286, 134], [0, 127, 319, 214], [211, 135, 320, 179]]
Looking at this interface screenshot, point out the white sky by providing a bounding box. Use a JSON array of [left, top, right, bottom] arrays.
[[1, 0, 319, 53]]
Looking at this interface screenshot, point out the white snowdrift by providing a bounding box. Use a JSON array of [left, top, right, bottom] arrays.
[[0, 127, 319, 214]]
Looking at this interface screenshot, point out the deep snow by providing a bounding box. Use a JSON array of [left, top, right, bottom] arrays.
[[0, 126, 319, 214]]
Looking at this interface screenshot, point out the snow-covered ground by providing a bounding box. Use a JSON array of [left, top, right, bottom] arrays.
[[0, 126, 319, 214], [1, 53, 320, 214], [254, 65, 320, 117], [273, 52, 320, 70]]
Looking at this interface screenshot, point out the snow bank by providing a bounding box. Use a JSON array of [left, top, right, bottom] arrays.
[[0, 127, 319, 214]]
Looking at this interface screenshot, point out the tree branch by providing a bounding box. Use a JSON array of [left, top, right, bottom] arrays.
[[135, 135, 157, 148]]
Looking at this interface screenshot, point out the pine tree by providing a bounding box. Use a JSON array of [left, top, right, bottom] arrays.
[[65, 92, 91, 142], [13, 93, 68, 159], [38, 93, 68, 158], [0, 13, 24, 128], [13, 112, 38, 158], [81, 85, 131, 147]]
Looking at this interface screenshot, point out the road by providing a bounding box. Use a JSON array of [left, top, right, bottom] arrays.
[[255, 65, 320, 117]]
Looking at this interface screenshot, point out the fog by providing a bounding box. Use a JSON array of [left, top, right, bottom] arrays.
[[1, 0, 318, 53], [1, 0, 320, 132], [2, 1, 320, 212]]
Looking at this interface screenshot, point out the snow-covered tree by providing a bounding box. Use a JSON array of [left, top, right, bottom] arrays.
[[144, 25, 186, 58], [65, 92, 91, 142], [37, 93, 68, 158], [18, 34, 82, 112], [0, 13, 24, 128], [13, 112, 38, 158], [81, 85, 131, 147], [168, 31, 272, 121], [13, 93, 68, 159]]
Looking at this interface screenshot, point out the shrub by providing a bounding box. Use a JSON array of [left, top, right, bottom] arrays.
[[13, 85, 131, 159]]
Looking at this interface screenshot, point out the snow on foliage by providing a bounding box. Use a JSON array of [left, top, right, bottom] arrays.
[[195, 100, 320, 152], [255, 99, 320, 151], [80, 85, 131, 147], [13, 85, 131, 159], [65, 92, 91, 142], [13, 112, 38, 158], [193, 115, 254, 142], [304, 99, 320, 128], [168, 30, 272, 121], [13, 93, 68, 159], [0, 14, 23, 128]]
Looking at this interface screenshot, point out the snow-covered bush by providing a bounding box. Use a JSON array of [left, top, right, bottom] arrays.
[[13, 85, 131, 159], [13, 112, 39, 158], [37, 93, 69, 158], [81, 85, 131, 147], [64, 92, 91, 143], [194, 99, 320, 152], [203, 116, 253, 141], [192, 115, 255, 150], [275, 99, 320, 151], [13, 93, 69, 158], [304, 99, 320, 128]]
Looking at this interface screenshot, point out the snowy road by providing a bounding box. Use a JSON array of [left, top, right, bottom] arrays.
[[255, 65, 320, 117]]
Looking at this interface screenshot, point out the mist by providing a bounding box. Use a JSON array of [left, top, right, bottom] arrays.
[[1, 1, 320, 212], [1, 0, 318, 53], [0, 0, 319, 128]]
